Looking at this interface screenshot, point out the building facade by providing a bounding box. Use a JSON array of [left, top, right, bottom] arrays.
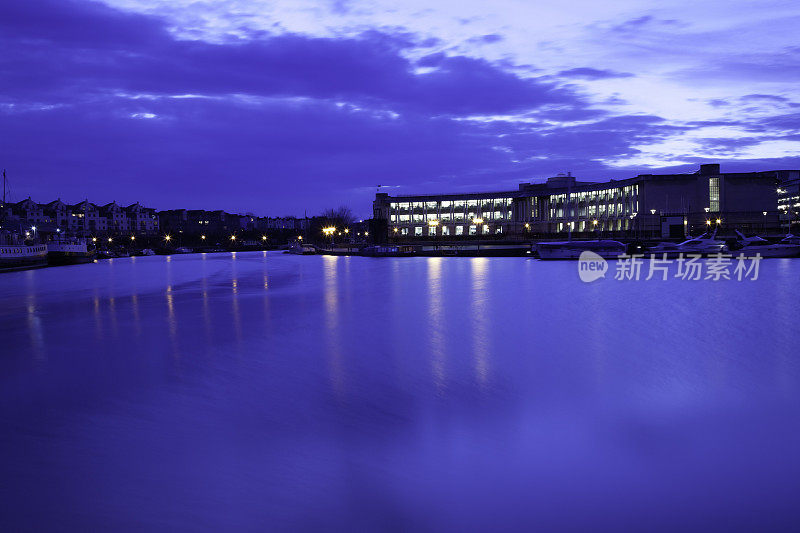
[[374, 164, 796, 241]]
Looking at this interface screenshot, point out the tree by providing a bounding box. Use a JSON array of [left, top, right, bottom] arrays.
[[319, 206, 356, 228]]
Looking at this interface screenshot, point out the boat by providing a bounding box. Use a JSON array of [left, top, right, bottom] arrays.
[[47, 237, 96, 265], [175, 247, 193, 254], [1, 234, 48, 271], [534, 239, 626, 260], [140, 248, 155, 256], [0, 171, 48, 272], [647, 231, 728, 257], [732, 230, 800, 258], [780, 233, 800, 246], [360, 244, 416, 257], [287, 242, 317, 255]]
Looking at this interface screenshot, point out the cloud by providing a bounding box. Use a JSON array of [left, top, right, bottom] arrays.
[[2, 0, 800, 214], [557, 67, 633, 80]]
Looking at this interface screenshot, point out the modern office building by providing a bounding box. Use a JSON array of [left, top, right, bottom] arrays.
[[374, 163, 796, 240]]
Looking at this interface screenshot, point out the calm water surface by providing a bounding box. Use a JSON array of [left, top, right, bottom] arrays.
[[1, 252, 799, 531]]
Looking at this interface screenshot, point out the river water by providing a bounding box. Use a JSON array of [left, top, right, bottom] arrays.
[[1, 251, 799, 531]]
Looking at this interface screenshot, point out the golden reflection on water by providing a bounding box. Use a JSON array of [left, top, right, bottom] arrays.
[[131, 293, 141, 337], [92, 289, 103, 342], [470, 258, 490, 387], [25, 289, 45, 362], [323, 255, 345, 398], [427, 257, 446, 392]]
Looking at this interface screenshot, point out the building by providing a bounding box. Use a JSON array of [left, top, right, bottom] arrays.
[[374, 163, 796, 241], [777, 172, 800, 231]]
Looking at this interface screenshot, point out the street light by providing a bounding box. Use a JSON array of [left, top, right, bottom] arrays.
[[230, 235, 236, 241], [262, 235, 267, 241], [130, 235, 135, 241], [165, 235, 172, 242], [716, 218, 721, 225], [108, 237, 113, 243], [92, 237, 97, 243], [706, 220, 711, 226], [472, 218, 484, 225], [344, 228, 349, 234], [201, 235, 206, 240]]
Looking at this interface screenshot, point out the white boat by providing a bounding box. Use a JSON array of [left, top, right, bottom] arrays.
[[175, 247, 193, 254], [140, 248, 155, 256], [287, 242, 316, 255], [780, 233, 800, 246], [0, 238, 48, 271], [47, 238, 96, 265], [0, 171, 49, 271], [733, 231, 800, 258], [534, 239, 626, 260], [648, 231, 728, 257]]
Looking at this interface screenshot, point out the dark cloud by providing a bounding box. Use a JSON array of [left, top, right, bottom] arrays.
[[2, 0, 797, 215], [741, 94, 790, 103], [467, 34, 504, 45], [557, 67, 634, 80]]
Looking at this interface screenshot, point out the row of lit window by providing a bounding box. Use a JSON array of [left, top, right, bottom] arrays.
[[549, 202, 639, 219], [391, 210, 511, 222], [395, 225, 503, 236], [389, 198, 514, 211]]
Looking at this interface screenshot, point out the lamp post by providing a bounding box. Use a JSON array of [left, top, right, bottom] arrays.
[[763, 211, 768, 233]]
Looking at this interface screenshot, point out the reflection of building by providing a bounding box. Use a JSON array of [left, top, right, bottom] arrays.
[[374, 163, 796, 240]]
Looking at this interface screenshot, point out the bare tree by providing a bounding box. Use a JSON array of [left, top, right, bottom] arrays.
[[320, 206, 356, 227]]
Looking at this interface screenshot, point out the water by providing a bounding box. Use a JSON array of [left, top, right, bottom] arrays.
[[1, 252, 799, 531]]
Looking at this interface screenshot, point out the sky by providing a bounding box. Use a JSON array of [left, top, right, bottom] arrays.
[[1, 0, 800, 217]]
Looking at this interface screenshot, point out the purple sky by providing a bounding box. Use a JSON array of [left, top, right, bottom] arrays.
[[2, 0, 799, 217]]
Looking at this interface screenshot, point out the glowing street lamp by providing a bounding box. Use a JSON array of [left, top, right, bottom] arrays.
[[364, 232, 368, 236], [108, 237, 113, 243], [472, 217, 484, 225], [393, 228, 398, 233], [230, 235, 236, 241], [706, 220, 711, 226], [201, 235, 206, 240], [428, 219, 439, 226], [130, 235, 135, 241], [164, 235, 172, 242], [92, 237, 97, 243], [716, 218, 721, 225], [262, 235, 267, 241], [344, 228, 349, 234]]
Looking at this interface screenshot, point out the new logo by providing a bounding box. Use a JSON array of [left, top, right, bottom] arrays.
[[578, 251, 608, 282]]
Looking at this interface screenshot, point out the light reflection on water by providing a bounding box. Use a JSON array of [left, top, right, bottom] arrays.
[[1, 251, 800, 532]]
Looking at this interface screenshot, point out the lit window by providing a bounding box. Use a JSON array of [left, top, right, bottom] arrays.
[[442, 226, 450, 235], [455, 225, 464, 235], [469, 225, 477, 235], [428, 226, 436, 236], [414, 226, 423, 236], [482, 225, 490, 234], [709, 177, 720, 212]]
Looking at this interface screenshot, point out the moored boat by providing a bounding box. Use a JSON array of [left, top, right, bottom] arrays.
[[47, 238, 96, 265], [534, 239, 626, 260], [0, 238, 48, 271], [360, 244, 416, 257], [647, 231, 728, 258], [0, 171, 48, 271], [287, 242, 317, 255], [732, 231, 800, 258]]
